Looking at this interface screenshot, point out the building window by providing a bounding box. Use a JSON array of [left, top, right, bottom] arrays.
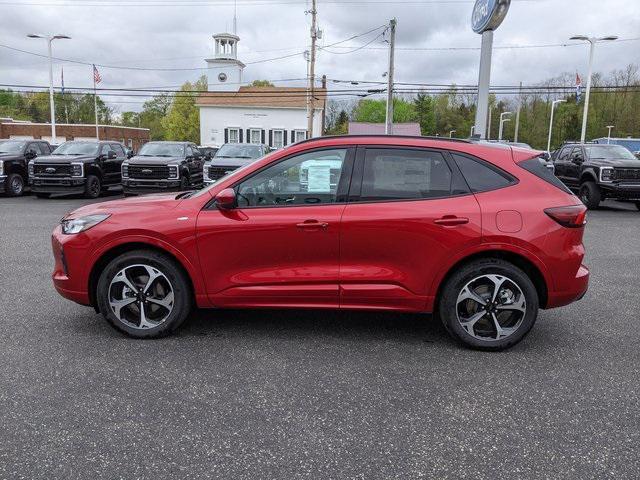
[[227, 127, 240, 143], [294, 130, 307, 143], [272, 129, 285, 149], [249, 128, 262, 144]]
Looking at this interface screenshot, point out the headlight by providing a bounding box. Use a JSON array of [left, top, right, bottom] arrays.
[[71, 163, 83, 177], [61, 214, 110, 235], [600, 167, 614, 182], [122, 162, 129, 178], [28, 161, 34, 176], [168, 165, 179, 179]]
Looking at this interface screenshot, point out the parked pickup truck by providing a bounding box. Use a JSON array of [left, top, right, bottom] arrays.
[[122, 141, 204, 195], [29, 140, 127, 199], [203, 143, 269, 186], [0, 139, 52, 196], [553, 142, 640, 210]]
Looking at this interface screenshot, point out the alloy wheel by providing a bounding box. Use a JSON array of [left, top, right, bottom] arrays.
[[580, 186, 590, 206], [89, 178, 100, 197], [10, 176, 24, 195], [456, 274, 526, 341], [108, 264, 174, 330]]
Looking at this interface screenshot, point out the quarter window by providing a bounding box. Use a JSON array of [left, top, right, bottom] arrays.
[[452, 154, 515, 193], [360, 148, 454, 201], [236, 149, 347, 208]]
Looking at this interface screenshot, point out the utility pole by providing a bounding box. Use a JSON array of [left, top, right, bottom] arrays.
[[514, 81, 522, 142], [306, 0, 317, 138], [385, 18, 397, 135]]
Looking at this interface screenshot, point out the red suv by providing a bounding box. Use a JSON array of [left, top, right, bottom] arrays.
[[51, 136, 589, 350]]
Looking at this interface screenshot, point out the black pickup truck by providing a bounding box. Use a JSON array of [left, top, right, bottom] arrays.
[[553, 142, 640, 210], [121, 141, 205, 195], [29, 140, 127, 199], [0, 139, 52, 196], [203, 143, 269, 186]]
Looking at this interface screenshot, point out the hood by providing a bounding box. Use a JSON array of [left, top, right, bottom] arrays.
[[128, 155, 183, 165], [590, 158, 640, 168], [206, 157, 255, 168], [0, 153, 22, 161], [65, 192, 183, 219], [33, 154, 95, 164]]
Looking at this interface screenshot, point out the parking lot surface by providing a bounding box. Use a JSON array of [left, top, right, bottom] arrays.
[[0, 194, 639, 479]]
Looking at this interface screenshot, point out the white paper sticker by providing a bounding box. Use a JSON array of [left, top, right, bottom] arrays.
[[306, 165, 332, 192]]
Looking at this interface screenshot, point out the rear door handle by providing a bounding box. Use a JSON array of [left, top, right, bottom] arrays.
[[434, 215, 469, 226], [296, 220, 329, 229]]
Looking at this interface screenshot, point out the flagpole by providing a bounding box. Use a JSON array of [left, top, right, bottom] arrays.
[[93, 64, 99, 140]]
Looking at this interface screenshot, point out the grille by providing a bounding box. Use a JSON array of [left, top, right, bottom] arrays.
[[128, 164, 171, 180], [614, 168, 640, 181], [209, 165, 238, 180], [34, 164, 72, 176]]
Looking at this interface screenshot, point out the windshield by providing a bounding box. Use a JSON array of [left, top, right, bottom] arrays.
[[215, 144, 262, 159], [138, 143, 185, 157], [585, 145, 638, 161], [0, 140, 26, 153], [52, 142, 99, 156]]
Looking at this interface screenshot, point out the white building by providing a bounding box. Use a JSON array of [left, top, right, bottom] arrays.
[[197, 33, 325, 148]]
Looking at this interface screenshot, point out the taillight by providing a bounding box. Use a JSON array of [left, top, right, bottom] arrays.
[[544, 205, 588, 228]]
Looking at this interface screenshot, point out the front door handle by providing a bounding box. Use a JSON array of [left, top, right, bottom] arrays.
[[434, 215, 469, 226], [296, 220, 329, 230]]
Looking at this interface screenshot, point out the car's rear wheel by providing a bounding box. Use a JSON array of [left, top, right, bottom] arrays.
[[6, 173, 25, 196], [579, 181, 601, 209], [96, 250, 193, 338], [439, 259, 539, 351], [84, 175, 101, 199]]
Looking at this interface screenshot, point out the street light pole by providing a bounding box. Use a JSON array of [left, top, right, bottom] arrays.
[[606, 125, 615, 143], [470, 125, 476, 137], [547, 99, 566, 152], [570, 35, 618, 143], [27, 33, 71, 144], [498, 111, 511, 141]]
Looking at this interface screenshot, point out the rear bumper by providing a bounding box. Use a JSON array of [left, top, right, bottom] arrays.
[[31, 176, 86, 194], [546, 264, 589, 308]]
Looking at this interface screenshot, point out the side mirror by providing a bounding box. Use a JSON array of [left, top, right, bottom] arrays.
[[205, 151, 213, 160], [214, 188, 236, 210], [127, 150, 134, 159], [25, 149, 37, 159], [108, 150, 117, 160], [572, 156, 583, 165]]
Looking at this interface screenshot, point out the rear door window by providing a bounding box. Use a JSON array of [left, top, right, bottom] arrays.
[[359, 148, 459, 201], [452, 153, 516, 193]]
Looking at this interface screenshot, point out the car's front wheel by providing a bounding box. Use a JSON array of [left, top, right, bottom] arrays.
[[438, 259, 539, 351], [96, 250, 193, 338], [579, 181, 601, 209], [84, 175, 101, 199], [6, 173, 25, 196]]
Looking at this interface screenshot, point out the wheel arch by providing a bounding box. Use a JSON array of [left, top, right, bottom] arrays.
[[579, 170, 598, 184], [87, 241, 197, 311], [433, 249, 549, 311], [85, 164, 103, 179], [7, 162, 27, 178]]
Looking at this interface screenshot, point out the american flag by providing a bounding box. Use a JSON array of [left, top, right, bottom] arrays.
[[93, 64, 102, 84]]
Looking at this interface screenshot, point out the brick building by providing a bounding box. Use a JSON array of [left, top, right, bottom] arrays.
[[0, 118, 150, 150]]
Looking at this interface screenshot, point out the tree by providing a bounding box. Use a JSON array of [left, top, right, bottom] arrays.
[[414, 93, 436, 135], [162, 76, 207, 143], [353, 98, 416, 124]]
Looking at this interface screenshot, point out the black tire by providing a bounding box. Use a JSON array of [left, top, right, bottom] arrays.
[[180, 176, 189, 190], [579, 181, 601, 210], [96, 249, 193, 339], [6, 173, 25, 196], [438, 258, 539, 351], [84, 174, 101, 199], [35, 193, 50, 199]]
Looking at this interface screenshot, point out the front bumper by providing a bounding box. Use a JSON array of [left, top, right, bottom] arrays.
[[51, 226, 91, 306], [122, 178, 182, 195], [600, 183, 640, 200], [31, 176, 86, 194]]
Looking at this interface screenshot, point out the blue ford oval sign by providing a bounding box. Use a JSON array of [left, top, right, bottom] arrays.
[[472, 0, 511, 34]]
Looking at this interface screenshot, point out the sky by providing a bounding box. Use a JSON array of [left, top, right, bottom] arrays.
[[1, 0, 639, 114]]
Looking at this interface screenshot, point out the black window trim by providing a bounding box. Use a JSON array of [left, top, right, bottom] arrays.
[[347, 145, 474, 205], [204, 146, 356, 210]]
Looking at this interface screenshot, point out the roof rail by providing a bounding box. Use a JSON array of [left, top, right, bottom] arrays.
[[295, 134, 472, 146]]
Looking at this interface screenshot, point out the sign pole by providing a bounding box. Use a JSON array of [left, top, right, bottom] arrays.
[[474, 30, 493, 139]]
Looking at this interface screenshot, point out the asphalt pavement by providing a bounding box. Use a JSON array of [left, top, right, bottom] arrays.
[[0, 193, 639, 479]]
